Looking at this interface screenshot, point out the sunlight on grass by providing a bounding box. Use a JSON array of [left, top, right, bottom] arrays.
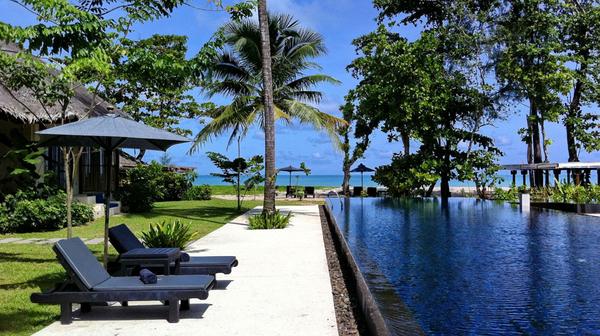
[[0, 199, 255, 335]]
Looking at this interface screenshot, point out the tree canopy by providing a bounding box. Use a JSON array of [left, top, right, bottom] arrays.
[[190, 13, 345, 152]]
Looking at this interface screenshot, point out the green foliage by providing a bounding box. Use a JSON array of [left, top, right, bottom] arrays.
[[184, 185, 212, 201], [190, 13, 345, 152], [373, 153, 437, 196], [493, 188, 519, 202], [550, 182, 598, 204], [0, 191, 93, 234], [156, 170, 196, 202], [248, 210, 291, 230], [0, 128, 51, 198], [206, 151, 264, 209], [118, 162, 197, 211], [348, 24, 501, 197], [300, 162, 311, 176], [141, 219, 199, 249], [97, 34, 208, 139], [117, 162, 164, 213]]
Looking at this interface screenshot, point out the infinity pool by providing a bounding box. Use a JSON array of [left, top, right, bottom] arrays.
[[327, 197, 600, 335]]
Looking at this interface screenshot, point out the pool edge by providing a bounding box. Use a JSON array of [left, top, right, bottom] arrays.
[[322, 203, 392, 336]]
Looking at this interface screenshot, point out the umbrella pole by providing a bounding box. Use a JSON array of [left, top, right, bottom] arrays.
[[103, 148, 113, 269], [361, 172, 364, 190]]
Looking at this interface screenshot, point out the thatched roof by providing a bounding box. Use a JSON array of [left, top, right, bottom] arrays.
[[0, 43, 121, 124], [118, 150, 144, 169]]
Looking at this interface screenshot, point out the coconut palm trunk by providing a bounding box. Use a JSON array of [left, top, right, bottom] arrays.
[[258, 0, 276, 214]]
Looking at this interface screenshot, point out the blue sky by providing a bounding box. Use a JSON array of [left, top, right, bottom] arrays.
[[2, 0, 598, 175]]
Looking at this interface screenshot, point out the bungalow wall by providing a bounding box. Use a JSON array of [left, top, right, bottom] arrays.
[[0, 118, 118, 197]]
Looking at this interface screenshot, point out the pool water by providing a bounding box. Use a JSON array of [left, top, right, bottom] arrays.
[[327, 197, 600, 335]]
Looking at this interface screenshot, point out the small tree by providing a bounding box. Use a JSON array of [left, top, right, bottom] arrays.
[[207, 152, 264, 211]]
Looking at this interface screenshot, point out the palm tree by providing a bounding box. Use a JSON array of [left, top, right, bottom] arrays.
[[257, 0, 277, 214], [191, 13, 345, 212]]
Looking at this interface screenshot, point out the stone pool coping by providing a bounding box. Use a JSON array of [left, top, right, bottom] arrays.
[[322, 203, 424, 336]]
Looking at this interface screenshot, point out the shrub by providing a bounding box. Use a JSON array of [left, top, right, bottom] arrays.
[[141, 220, 199, 249], [0, 203, 11, 234], [118, 163, 197, 211], [551, 182, 593, 203], [492, 188, 518, 202], [117, 162, 164, 213], [248, 210, 291, 230], [184, 185, 212, 200], [71, 200, 95, 226], [156, 171, 195, 202], [1, 192, 94, 233]]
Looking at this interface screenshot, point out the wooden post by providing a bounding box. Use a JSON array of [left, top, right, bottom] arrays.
[[574, 170, 581, 185], [553, 169, 561, 186], [521, 170, 528, 187], [511, 170, 517, 187], [544, 170, 550, 187], [566, 169, 571, 184], [584, 169, 591, 185], [597, 169, 600, 185]]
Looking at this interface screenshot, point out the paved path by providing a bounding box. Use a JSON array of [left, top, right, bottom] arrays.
[[34, 205, 338, 336]]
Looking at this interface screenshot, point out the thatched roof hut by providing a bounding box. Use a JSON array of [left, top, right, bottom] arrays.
[[0, 43, 120, 124]]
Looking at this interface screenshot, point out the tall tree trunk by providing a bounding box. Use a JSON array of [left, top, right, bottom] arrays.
[[565, 110, 579, 162], [565, 19, 590, 163], [258, 0, 276, 214], [540, 118, 549, 162], [440, 146, 451, 199], [342, 161, 351, 197], [529, 99, 543, 187], [566, 77, 586, 163], [63, 148, 73, 239], [425, 182, 436, 197], [440, 174, 450, 198], [341, 126, 352, 197], [236, 137, 241, 212], [401, 130, 410, 156]]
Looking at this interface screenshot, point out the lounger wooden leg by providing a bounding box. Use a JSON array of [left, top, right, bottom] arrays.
[[168, 299, 180, 323], [80, 303, 91, 313], [60, 302, 72, 324], [180, 299, 190, 311], [121, 301, 128, 307]]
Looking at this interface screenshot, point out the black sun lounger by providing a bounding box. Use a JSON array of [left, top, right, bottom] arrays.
[[30, 238, 215, 324], [109, 224, 238, 277]]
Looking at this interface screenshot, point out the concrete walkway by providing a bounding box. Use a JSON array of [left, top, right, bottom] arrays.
[[35, 205, 338, 336]]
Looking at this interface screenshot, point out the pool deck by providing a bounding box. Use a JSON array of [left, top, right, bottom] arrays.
[[34, 205, 338, 336]]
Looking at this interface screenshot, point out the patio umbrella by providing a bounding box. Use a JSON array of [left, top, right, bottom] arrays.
[[37, 114, 190, 267], [278, 165, 304, 187], [351, 163, 375, 189]]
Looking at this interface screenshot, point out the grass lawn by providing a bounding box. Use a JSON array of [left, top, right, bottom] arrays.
[[0, 198, 322, 335]]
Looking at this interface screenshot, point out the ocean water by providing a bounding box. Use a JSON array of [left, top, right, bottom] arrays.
[[194, 174, 536, 187], [195, 171, 598, 188], [327, 197, 600, 334]]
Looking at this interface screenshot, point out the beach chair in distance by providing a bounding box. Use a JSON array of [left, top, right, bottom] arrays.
[[367, 187, 378, 197], [109, 224, 238, 277], [353, 186, 363, 197], [286, 185, 296, 198], [30, 238, 215, 324], [304, 186, 316, 198]]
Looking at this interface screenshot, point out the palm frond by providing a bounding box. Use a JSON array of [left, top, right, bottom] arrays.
[[282, 100, 347, 150], [286, 74, 341, 91]]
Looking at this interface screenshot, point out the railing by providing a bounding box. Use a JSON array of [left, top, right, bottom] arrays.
[[327, 190, 344, 209]]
